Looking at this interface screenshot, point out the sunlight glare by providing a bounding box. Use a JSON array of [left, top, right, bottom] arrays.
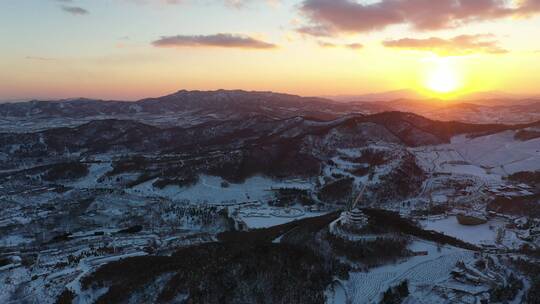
[[425, 59, 460, 94]]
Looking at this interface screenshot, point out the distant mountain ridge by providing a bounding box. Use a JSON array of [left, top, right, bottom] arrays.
[[0, 90, 357, 132], [327, 89, 533, 104], [0, 90, 538, 133], [0, 90, 349, 119], [351, 98, 540, 124]]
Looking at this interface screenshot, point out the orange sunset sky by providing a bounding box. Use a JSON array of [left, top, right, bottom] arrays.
[[1, 0, 540, 100]]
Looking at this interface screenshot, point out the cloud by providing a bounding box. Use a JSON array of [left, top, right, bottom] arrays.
[[520, 0, 540, 14], [152, 33, 277, 49], [123, 0, 184, 4], [383, 34, 508, 55], [345, 43, 363, 49], [61, 5, 89, 15], [317, 41, 363, 49], [25, 56, 56, 61], [224, 0, 281, 8], [224, 0, 255, 8], [125, 0, 279, 7], [297, 25, 335, 37], [317, 41, 337, 48], [298, 0, 540, 36]]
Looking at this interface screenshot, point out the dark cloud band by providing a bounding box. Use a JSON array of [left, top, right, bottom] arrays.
[[152, 33, 277, 49], [298, 0, 540, 36], [61, 5, 89, 15]]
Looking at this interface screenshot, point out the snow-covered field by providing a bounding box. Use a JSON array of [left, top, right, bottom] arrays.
[[412, 130, 540, 183], [421, 216, 524, 248], [239, 207, 325, 229], [344, 240, 474, 304], [421, 216, 502, 246], [69, 162, 113, 188], [451, 132, 540, 175], [413, 147, 500, 184], [129, 174, 313, 204], [326, 281, 347, 304], [0, 235, 34, 247]]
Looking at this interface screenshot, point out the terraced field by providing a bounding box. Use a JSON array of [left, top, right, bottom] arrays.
[[344, 242, 474, 303]]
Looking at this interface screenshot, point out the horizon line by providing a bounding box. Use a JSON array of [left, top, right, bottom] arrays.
[[1, 88, 540, 104]]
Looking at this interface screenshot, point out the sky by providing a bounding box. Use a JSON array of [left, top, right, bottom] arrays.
[[1, 0, 540, 100]]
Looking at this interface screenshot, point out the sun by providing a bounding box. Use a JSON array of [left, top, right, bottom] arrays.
[[425, 59, 461, 94]]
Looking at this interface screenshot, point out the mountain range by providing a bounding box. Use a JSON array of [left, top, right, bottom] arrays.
[[0, 90, 538, 134]]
